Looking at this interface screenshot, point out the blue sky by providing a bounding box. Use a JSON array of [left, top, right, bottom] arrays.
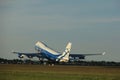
[[0, 0, 120, 62]]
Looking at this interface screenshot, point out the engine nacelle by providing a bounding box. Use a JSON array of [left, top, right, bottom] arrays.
[[18, 54, 25, 58], [28, 56, 33, 58], [79, 56, 85, 59]]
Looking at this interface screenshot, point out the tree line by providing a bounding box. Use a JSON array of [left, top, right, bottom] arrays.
[[0, 57, 120, 66]]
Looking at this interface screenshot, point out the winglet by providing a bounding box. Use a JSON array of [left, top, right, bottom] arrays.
[[102, 52, 106, 55], [11, 50, 15, 53]]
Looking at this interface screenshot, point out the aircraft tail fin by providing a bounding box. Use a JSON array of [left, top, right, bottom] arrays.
[[57, 42, 72, 62], [66, 42, 72, 51]]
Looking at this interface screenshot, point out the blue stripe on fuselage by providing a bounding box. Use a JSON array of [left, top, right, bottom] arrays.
[[35, 46, 60, 61]]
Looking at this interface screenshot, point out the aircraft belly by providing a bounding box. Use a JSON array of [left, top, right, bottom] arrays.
[[41, 50, 57, 61]]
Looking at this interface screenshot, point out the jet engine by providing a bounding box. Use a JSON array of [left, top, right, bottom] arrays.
[[18, 54, 25, 58]]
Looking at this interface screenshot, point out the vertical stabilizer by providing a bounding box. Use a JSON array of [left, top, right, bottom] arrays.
[[57, 42, 72, 62], [65, 42, 72, 52]]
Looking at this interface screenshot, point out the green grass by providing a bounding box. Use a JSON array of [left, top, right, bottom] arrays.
[[0, 64, 120, 80]]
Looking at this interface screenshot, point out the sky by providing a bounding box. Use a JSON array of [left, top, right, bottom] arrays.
[[0, 0, 120, 62]]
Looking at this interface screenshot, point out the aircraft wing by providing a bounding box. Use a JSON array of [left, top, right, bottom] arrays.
[[12, 51, 42, 58], [69, 52, 106, 59]]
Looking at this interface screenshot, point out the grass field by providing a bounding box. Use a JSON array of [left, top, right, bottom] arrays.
[[0, 64, 120, 80]]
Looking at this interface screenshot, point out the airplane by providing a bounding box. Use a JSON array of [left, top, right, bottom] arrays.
[[12, 41, 106, 63]]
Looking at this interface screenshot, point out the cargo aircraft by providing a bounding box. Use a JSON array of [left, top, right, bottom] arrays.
[[13, 41, 106, 62]]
